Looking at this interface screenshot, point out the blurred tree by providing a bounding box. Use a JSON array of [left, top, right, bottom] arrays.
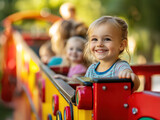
[[139, 0, 160, 62], [129, 0, 160, 62], [0, 0, 18, 22], [100, 0, 160, 63]]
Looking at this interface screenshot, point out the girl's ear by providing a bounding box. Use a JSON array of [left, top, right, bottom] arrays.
[[120, 39, 127, 51]]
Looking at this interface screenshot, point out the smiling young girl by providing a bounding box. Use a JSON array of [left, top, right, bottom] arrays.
[[84, 16, 140, 91], [53, 36, 88, 82]]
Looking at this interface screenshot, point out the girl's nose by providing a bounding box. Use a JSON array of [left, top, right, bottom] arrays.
[[72, 49, 77, 54], [97, 40, 104, 47]]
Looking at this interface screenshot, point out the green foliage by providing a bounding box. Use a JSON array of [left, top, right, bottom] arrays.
[[15, 0, 46, 11], [154, 45, 160, 63], [0, 0, 18, 22], [75, 0, 102, 25]]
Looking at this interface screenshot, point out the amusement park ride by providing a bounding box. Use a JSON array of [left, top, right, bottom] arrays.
[[1, 11, 160, 120]]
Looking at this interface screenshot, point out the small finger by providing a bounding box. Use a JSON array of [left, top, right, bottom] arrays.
[[130, 73, 136, 82], [126, 72, 131, 78], [118, 71, 123, 78], [121, 71, 127, 78]]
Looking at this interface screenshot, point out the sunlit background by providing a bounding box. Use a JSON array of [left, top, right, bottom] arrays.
[[0, 0, 160, 119]]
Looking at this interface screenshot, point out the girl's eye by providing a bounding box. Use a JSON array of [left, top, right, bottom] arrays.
[[77, 48, 83, 52], [69, 47, 73, 50], [104, 38, 111, 41], [91, 38, 97, 41]]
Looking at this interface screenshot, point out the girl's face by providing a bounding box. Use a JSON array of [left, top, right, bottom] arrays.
[[40, 50, 53, 64], [66, 39, 84, 64], [89, 23, 126, 62]]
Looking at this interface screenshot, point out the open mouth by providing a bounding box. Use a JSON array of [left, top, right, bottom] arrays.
[[95, 49, 108, 53]]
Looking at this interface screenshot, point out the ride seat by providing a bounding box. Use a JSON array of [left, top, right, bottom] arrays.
[[49, 66, 69, 76]]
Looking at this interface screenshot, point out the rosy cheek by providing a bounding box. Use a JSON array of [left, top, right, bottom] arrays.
[[90, 44, 94, 49], [66, 51, 70, 57]]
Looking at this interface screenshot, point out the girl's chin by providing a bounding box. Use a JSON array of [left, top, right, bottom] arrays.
[[96, 56, 112, 61], [71, 60, 81, 63], [95, 55, 107, 60]]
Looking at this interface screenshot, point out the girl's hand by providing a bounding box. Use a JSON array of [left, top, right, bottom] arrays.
[[53, 74, 68, 81], [118, 69, 132, 79], [53, 74, 73, 82], [118, 69, 140, 91]]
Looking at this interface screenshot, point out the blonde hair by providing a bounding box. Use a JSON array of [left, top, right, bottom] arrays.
[[66, 36, 86, 48], [49, 20, 75, 56], [39, 41, 55, 56], [39, 41, 55, 63], [64, 36, 90, 67], [84, 16, 130, 63]]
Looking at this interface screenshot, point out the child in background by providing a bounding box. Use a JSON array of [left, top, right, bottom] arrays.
[[49, 19, 75, 56], [84, 16, 140, 91], [53, 36, 88, 82], [48, 19, 88, 67], [39, 41, 55, 64], [48, 19, 75, 66]]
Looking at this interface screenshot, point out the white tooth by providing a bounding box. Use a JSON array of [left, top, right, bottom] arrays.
[[97, 50, 103, 52]]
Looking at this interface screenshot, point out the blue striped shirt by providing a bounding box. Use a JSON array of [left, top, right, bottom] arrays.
[[85, 59, 132, 78]]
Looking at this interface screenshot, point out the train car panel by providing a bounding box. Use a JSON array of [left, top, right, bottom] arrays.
[[128, 91, 160, 120], [14, 31, 73, 120], [77, 109, 93, 120], [1, 29, 17, 102], [88, 77, 133, 120], [14, 31, 77, 120], [43, 74, 70, 116], [131, 65, 160, 90]]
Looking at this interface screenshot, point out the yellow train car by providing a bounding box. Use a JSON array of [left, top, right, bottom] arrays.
[[1, 11, 93, 120], [15, 31, 93, 120]]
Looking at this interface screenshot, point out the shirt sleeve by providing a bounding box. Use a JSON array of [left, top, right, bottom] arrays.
[[115, 61, 132, 76], [85, 68, 90, 77], [85, 64, 94, 77]]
